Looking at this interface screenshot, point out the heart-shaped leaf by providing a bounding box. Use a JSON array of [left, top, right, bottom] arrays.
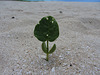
[[34, 16, 59, 42]]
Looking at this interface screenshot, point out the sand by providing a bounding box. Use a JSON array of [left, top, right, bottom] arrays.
[[0, 1, 100, 75]]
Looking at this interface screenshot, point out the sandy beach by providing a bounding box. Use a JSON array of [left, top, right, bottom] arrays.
[[0, 1, 100, 75]]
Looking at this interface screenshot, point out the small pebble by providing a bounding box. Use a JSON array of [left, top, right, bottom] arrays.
[[51, 67, 55, 72], [16, 37, 18, 39], [63, 63, 67, 66], [23, 64, 26, 67], [59, 62, 61, 65], [31, 61, 34, 65], [50, 67, 55, 75], [59, 55, 62, 58], [59, 55, 64, 60], [66, 51, 70, 54], [25, 50, 29, 54], [59, 11, 62, 13], [40, 67, 42, 69], [12, 17, 15, 19], [70, 64, 72, 66], [40, 55, 46, 59], [12, 68, 14, 71], [23, 60, 26, 63]]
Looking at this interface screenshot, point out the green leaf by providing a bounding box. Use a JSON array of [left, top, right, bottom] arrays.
[[42, 42, 47, 54], [34, 16, 59, 42], [48, 44, 56, 54]]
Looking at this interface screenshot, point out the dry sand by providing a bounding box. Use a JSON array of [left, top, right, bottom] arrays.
[[0, 1, 100, 75]]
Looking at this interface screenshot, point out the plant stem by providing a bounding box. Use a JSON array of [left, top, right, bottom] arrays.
[[46, 40, 49, 61]]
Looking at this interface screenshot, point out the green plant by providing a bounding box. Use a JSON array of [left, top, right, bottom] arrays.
[[34, 16, 59, 61]]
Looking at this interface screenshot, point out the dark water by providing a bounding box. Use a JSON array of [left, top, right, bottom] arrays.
[[22, 0, 100, 2]]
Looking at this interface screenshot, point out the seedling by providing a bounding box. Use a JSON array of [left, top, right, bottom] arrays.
[[34, 16, 59, 61]]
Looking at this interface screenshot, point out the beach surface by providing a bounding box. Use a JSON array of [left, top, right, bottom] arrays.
[[0, 1, 100, 75]]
